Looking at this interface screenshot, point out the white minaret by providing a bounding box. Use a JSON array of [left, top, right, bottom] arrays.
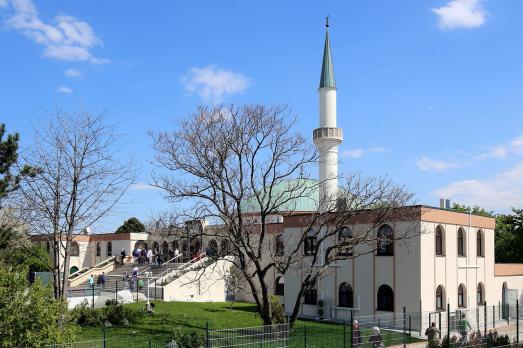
[[314, 19, 343, 212]]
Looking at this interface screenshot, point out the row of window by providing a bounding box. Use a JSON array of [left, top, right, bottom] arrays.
[[435, 226, 484, 257], [275, 224, 394, 258], [435, 283, 485, 310], [286, 281, 395, 311]]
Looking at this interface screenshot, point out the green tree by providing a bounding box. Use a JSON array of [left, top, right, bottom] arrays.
[[116, 217, 145, 233], [0, 123, 33, 249], [495, 208, 523, 263], [0, 267, 77, 347], [451, 203, 494, 217]]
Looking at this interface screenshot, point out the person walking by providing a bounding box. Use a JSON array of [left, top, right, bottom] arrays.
[[425, 322, 441, 346], [147, 247, 153, 266], [369, 327, 384, 348], [88, 274, 94, 288], [101, 272, 106, 289], [457, 313, 472, 343], [352, 320, 362, 348]]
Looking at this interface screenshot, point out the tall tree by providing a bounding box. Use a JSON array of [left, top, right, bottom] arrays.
[[115, 217, 145, 233], [0, 124, 33, 248], [495, 208, 523, 263], [151, 104, 414, 325], [18, 109, 135, 299]]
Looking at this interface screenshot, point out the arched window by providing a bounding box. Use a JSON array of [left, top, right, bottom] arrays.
[[153, 241, 159, 252], [96, 242, 101, 257], [304, 229, 317, 256], [69, 266, 79, 274], [477, 283, 484, 305], [377, 284, 394, 311], [220, 239, 230, 256], [70, 241, 80, 257], [208, 239, 218, 257], [377, 225, 394, 256], [502, 282, 508, 319], [458, 284, 466, 308], [172, 240, 179, 251], [477, 230, 484, 257], [304, 287, 317, 305], [275, 235, 284, 256], [162, 241, 169, 256], [457, 228, 466, 256], [339, 282, 354, 308], [107, 241, 112, 257], [436, 285, 445, 310], [275, 276, 284, 296], [435, 226, 444, 256], [338, 226, 353, 256]]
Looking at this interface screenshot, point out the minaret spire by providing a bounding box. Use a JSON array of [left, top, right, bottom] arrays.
[[313, 18, 343, 213], [319, 19, 336, 89]]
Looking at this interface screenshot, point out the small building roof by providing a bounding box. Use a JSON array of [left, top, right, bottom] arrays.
[[495, 263, 523, 277]]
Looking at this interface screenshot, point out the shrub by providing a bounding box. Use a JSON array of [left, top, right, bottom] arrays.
[[169, 327, 206, 348], [73, 299, 138, 327], [270, 295, 285, 324]]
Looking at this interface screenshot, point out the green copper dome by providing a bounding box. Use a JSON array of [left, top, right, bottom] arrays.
[[240, 179, 320, 213], [319, 30, 336, 89]]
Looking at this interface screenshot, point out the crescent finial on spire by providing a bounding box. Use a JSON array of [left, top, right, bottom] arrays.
[[326, 15, 329, 28]]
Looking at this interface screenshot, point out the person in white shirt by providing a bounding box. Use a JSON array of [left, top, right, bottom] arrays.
[[147, 248, 153, 265]]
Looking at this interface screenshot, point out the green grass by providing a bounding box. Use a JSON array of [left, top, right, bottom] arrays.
[[77, 301, 423, 347]]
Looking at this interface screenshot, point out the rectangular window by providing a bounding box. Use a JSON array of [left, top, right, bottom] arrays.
[[304, 289, 317, 305], [304, 237, 317, 256]]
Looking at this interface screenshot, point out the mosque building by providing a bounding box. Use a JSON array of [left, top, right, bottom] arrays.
[[31, 22, 523, 324]]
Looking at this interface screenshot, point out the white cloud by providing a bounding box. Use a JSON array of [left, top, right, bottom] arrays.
[[476, 145, 508, 160], [181, 65, 249, 103], [342, 146, 385, 159], [433, 162, 523, 212], [130, 182, 159, 191], [64, 68, 82, 78], [511, 135, 523, 155], [55, 85, 73, 94], [416, 156, 458, 172], [2, 0, 107, 64], [432, 0, 486, 30]]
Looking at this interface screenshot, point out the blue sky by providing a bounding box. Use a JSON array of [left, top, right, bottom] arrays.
[[1, 0, 523, 231]]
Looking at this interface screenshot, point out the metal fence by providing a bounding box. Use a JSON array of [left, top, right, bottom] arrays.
[[39, 302, 523, 348]]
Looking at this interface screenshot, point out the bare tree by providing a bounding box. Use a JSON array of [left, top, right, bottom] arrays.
[[18, 109, 135, 300], [150, 104, 416, 325]]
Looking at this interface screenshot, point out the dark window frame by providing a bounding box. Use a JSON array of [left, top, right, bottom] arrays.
[[275, 276, 285, 296], [435, 226, 444, 256], [377, 225, 394, 256], [377, 284, 394, 311], [339, 282, 354, 308], [304, 288, 318, 305]]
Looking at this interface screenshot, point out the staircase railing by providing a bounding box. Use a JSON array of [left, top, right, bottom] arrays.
[[154, 253, 207, 285]]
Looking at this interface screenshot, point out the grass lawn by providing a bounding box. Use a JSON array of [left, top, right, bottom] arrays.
[[77, 301, 423, 347]]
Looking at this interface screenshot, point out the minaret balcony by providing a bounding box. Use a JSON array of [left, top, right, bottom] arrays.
[[313, 127, 343, 142]]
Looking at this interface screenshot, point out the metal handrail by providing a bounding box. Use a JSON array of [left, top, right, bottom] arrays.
[[154, 253, 207, 285], [68, 256, 116, 279]]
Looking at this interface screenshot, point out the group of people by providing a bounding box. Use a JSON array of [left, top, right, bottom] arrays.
[[122, 265, 144, 291], [351, 321, 384, 348], [425, 312, 473, 347], [87, 272, 106, 288], [134, 247, 180, 267]]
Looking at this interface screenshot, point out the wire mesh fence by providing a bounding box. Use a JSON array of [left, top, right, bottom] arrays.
[[39, 303, 522, 348]]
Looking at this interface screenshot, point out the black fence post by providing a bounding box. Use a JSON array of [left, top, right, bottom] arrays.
[[92, 284, 95, 309], [154, 280, 157, 300], [136, 278, 139, 302], [409, 315, 412, 337], [102, 328, 106, 348], [304, 324, 307, 348], [447, 304, 450, 345], [517, 300, 520, 344], [403, 306, 407, 348], [439, 312, 442, 338], [484, 302, 487, 336], [350, 310, 354, 348], [115, 281, 118, 303], [206, 321, 210, 348]]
